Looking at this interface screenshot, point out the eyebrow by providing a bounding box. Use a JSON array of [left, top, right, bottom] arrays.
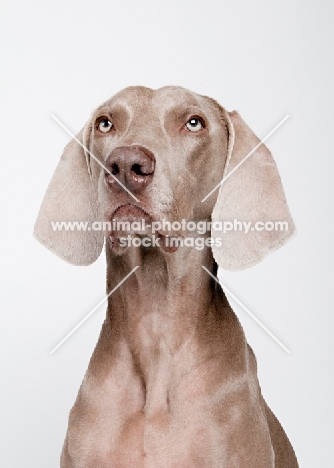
[[93, 103, 130, 119]]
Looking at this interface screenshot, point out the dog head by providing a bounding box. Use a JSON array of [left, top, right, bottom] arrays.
[[34, 86, 295, 270]]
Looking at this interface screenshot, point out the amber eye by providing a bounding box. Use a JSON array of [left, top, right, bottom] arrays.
[[98, 118, 113, 133], [185, 117, 204, 132]]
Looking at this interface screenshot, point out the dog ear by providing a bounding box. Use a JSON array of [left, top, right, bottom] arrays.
[[211, 111, 295, 271], [34, 127, 104, 266]]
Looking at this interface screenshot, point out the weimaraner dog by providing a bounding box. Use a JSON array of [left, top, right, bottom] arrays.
[[34, 86, 298, 467]]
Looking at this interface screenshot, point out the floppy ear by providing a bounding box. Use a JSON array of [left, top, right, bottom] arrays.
[[211, 111, 296, 271], [33, 128, 104, 266]]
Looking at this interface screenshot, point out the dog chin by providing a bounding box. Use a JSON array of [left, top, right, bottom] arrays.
[[107, 232, 180, 255], [105, 204, 181, 254]]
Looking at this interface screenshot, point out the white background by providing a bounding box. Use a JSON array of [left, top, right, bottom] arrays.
[[1, 1, 333, 466]]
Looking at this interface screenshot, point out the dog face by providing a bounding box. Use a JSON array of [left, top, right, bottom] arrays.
[[34, 86, 295, 269], [86, 86, 229, 249]]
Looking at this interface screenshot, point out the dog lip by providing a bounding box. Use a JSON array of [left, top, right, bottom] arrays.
[[110, 203, 152, 219], [158, 234, 180, 253]]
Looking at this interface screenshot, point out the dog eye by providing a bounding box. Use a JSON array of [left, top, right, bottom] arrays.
[[98, 118, 113, 133], [185, 117, 204, 132]]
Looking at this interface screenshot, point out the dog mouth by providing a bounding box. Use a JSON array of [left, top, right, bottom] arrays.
[[111, 204, 151, 222], [107, 204, 180, 253]]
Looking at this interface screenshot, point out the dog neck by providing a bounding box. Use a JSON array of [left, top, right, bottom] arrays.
[[106, 238, 217, 316], [104, 238, 220, 380]]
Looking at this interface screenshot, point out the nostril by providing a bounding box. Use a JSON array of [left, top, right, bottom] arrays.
[[132, 163, 148, 176], [111, 163, 119, 175]]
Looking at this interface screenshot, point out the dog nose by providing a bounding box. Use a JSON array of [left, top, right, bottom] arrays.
[[105, 146, 155, 192]]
